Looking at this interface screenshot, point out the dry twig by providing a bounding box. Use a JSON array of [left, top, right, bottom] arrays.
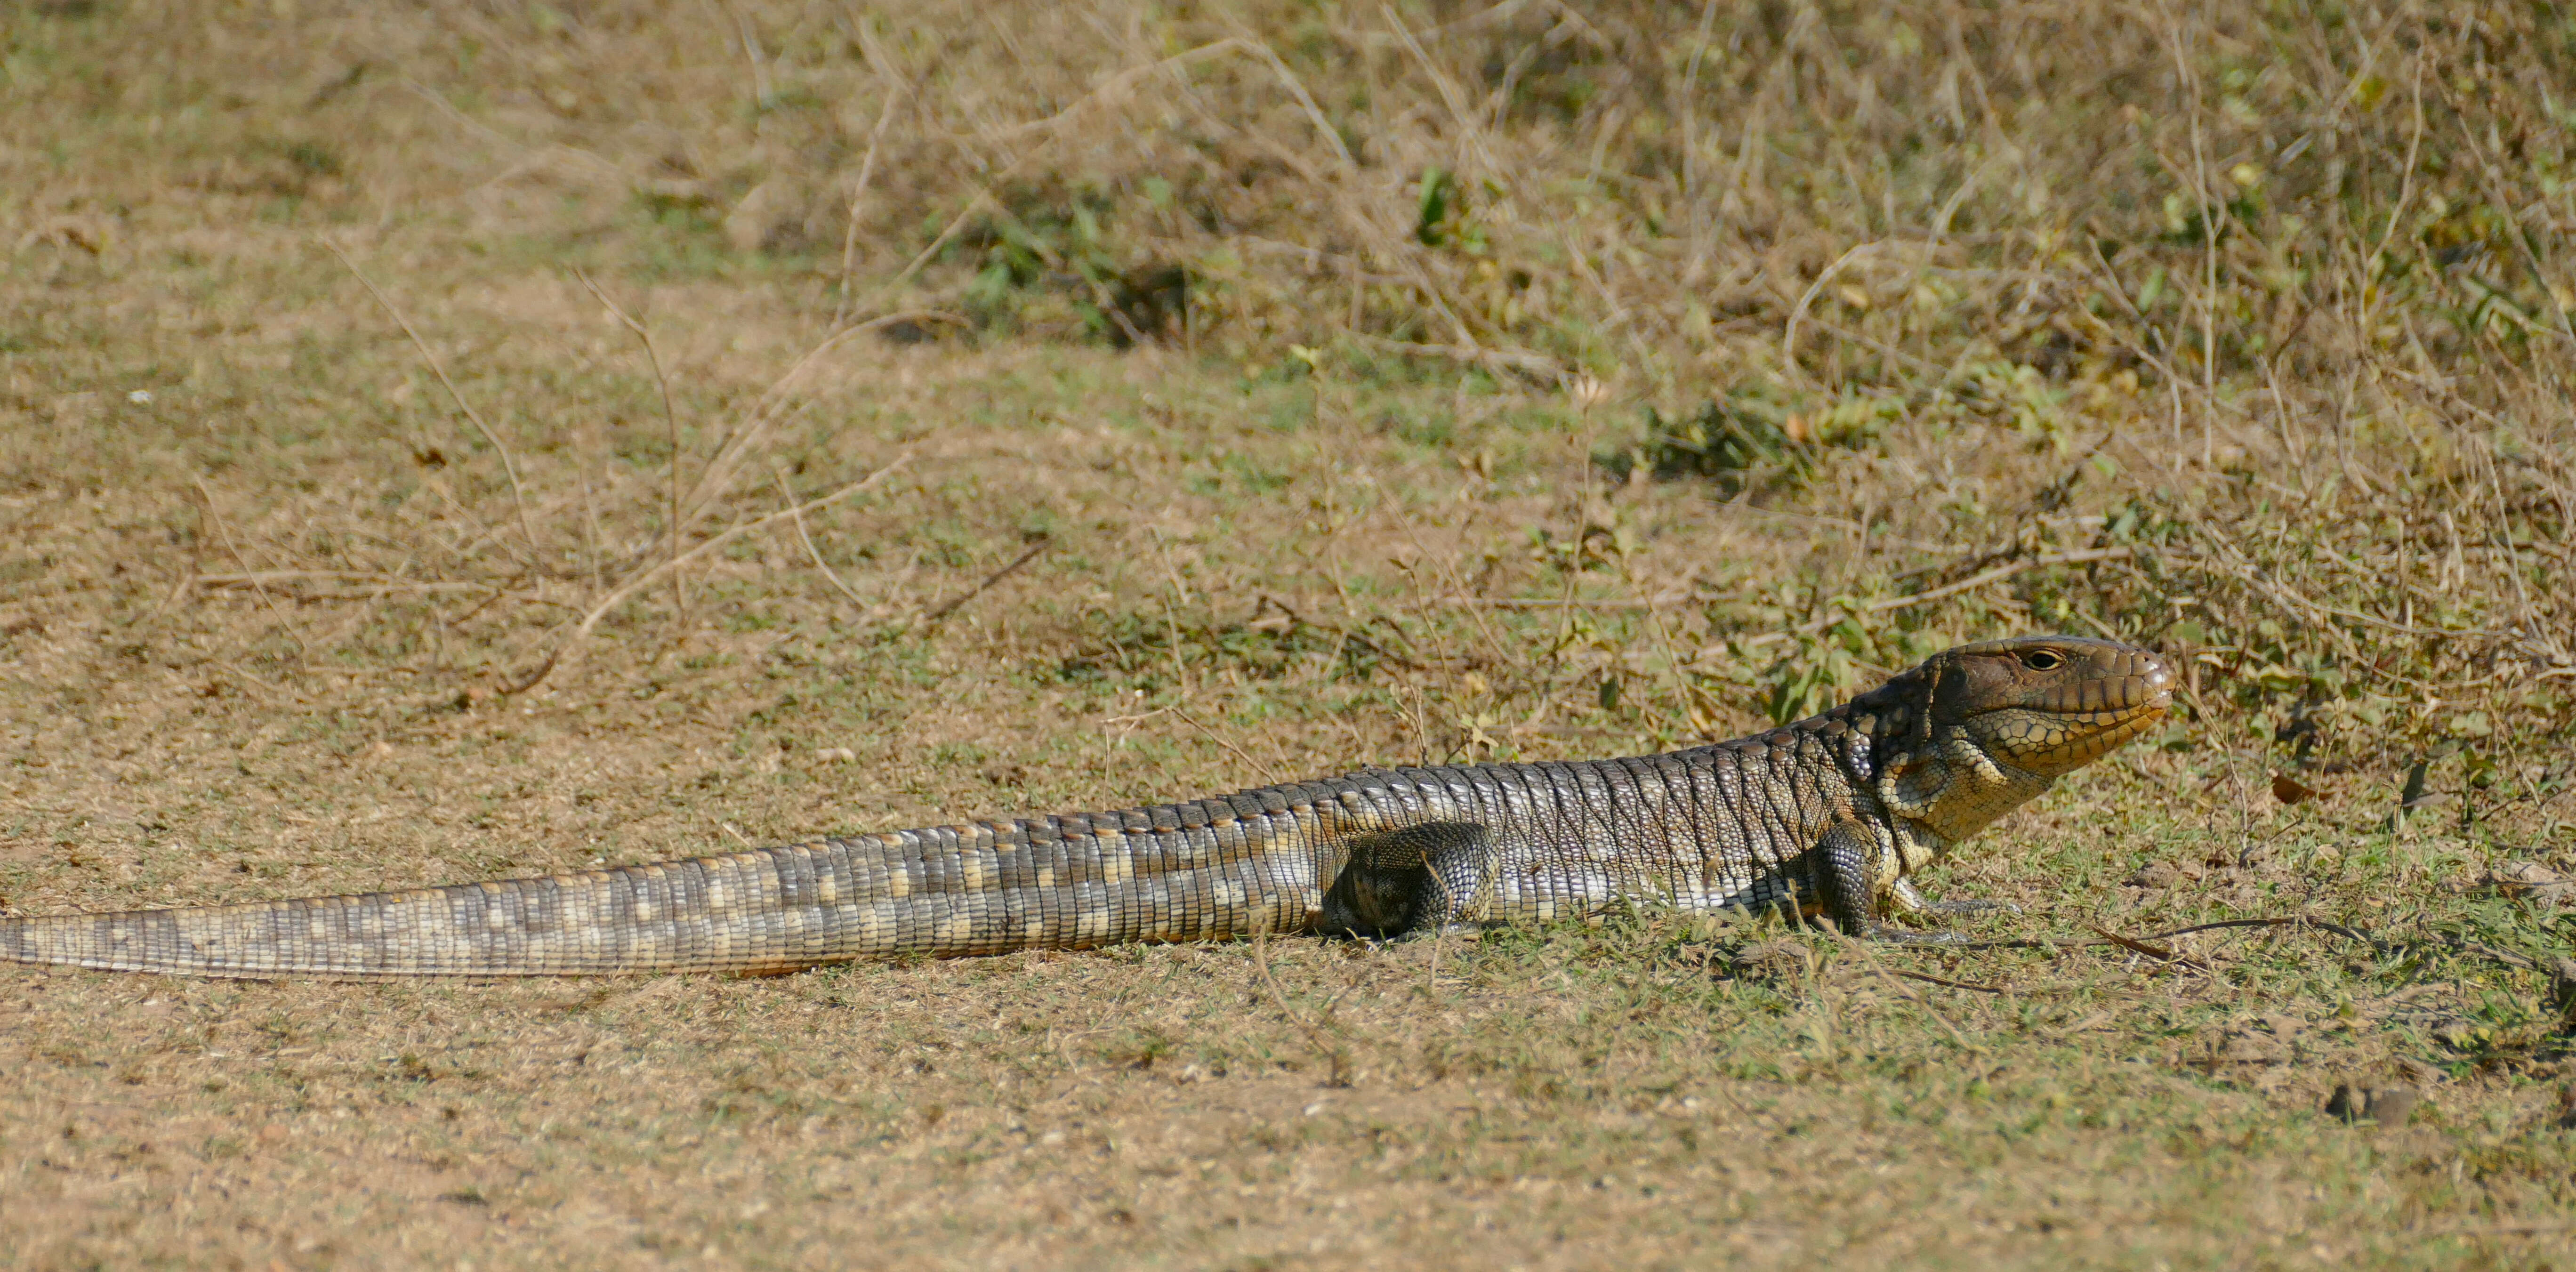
[[500, 455, 911, 694]]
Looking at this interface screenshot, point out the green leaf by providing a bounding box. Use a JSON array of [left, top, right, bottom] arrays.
[[1415, 168, 1455, 247]]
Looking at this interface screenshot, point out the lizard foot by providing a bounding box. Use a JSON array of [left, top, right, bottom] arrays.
[[1863, 923, 1970, 946], [1918, 898, 2022, 917], [1890, 879, 2021, 918]]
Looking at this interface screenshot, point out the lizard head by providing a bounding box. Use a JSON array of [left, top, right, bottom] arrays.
[[1921, 635, 2175, 777], [1846, 635, 2174, 849]]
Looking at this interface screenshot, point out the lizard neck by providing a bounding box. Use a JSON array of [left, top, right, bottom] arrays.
[[1872, 727, 2057, 847]]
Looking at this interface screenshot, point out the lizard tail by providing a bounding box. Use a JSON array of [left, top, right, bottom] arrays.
[[0, 796, 1339, 979], [0, 845, 912, 979]]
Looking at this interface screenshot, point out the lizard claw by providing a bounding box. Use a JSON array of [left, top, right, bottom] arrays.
[[1920, 898, 2022, 916], [1863, 924, 1970, 946]]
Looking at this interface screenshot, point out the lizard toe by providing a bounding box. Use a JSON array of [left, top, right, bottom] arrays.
[[1865, 924, 1971, 946], [1922, 898, 2023, 916]]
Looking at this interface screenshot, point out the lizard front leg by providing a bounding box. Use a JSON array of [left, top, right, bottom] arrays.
[[1814, 822, 1974, 944], [1811, 821, 1885, 938]]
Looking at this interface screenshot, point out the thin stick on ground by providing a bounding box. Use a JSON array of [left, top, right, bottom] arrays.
[[500, 454, 911, 694], [576, 271, 690, 631], [1248, 920, 1352, 1087], [329, 242, 541, 567], [922, 540, 1049, 623], [1162, 704, 1285, 785], [771, 464, 879, 618], [1848, 937, 1984, 1050], [188, 477, 303, 664], [833, 66, 908, 327], [686, 311, 964, 523]]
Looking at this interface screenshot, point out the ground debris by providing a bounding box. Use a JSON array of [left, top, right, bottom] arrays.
[[2484, 861, 2572, 910], [2124, 859, 2206, 889], [2326, 1082, 2421, 1127], [1729, 939, 1815, 980]]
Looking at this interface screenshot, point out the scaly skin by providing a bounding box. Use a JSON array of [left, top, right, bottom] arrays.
[[0, 635, 2172, 979]]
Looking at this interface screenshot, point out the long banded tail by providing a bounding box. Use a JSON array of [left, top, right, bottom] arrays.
[[0, 789, 1365, 978]]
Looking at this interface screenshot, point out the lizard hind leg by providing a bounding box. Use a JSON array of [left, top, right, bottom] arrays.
[[1318, 822, 1491, 939]]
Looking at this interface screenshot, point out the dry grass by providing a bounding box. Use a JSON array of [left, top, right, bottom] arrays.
[[3, 0, 2574, 1266]]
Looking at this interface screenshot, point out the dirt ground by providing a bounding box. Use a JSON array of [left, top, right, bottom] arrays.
[[5, 1, 2575, 1267]]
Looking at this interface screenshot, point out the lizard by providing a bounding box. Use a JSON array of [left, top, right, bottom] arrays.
[[0, 634, 2172, 979]]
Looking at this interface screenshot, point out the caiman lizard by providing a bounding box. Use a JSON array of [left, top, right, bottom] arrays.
[[0, 635, 2172, 978]]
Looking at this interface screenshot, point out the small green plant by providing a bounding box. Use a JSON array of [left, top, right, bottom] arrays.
[[953, 185, 1189, 346], [1599, 398, 1818, 495]]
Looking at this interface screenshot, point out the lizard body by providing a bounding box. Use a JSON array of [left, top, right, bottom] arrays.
[[0, 636, 2171, 978]]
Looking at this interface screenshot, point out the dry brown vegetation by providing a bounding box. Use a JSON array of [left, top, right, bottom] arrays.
[[4, 0, 2575, 1266]]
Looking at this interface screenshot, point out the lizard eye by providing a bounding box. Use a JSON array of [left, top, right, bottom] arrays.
[[2019, 649, 2065, 671]]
